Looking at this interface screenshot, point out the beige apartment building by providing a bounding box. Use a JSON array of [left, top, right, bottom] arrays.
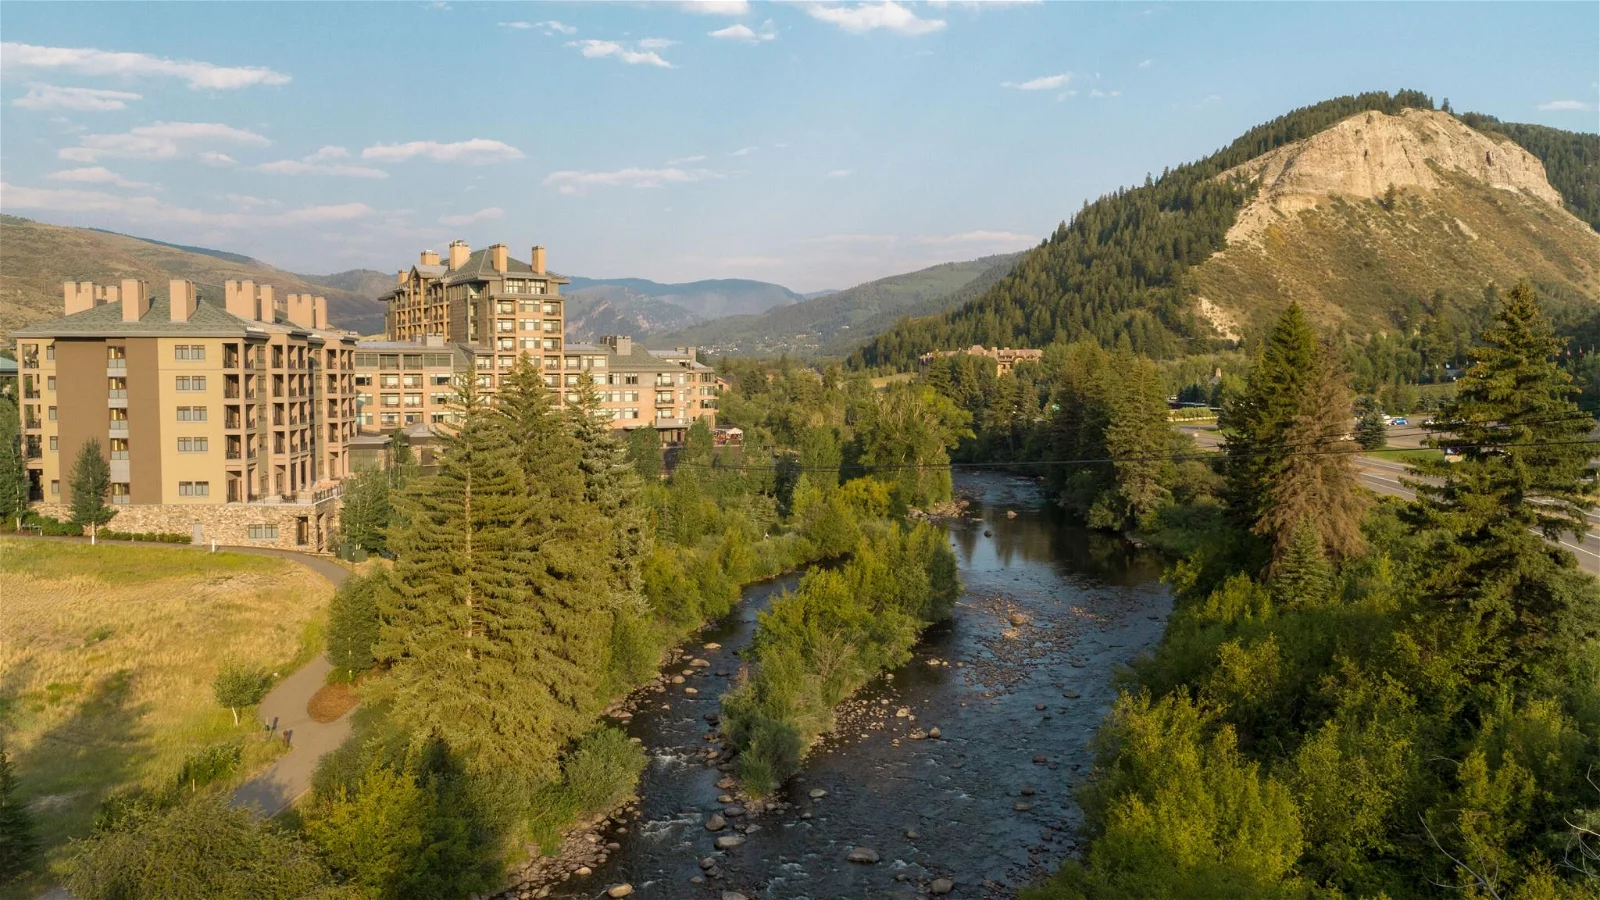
[[559, 336, 720, 438], [14, 279, 357, 550], [918, 344, 1045, 376]]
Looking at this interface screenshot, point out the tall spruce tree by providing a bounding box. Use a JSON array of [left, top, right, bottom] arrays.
[[1099, 356, 1174, 529], [570, 374, 651, 606], [68, 438, 115, 539], [0, 397, 25, 522], [1406, 282, 1599, 678], [626, 426, 663, 481], [379, 379, 575, 784]]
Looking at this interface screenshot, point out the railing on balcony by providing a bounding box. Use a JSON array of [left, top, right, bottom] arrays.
[[109, 421, 129, 433], [108, 390, 127, 400], [107, 359, 126, 371]]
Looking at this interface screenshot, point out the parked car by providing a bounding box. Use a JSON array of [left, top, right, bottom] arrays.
[[1391, 417, 1409, 426]]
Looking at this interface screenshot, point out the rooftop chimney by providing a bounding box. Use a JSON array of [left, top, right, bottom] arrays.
[[604, 335, 632, 357], [64, 281, 96, 316], [258, 285, 276, 322], [490, 243, 508, 274], [120, 279, 149, 323], [396, 269, 406, 286], [225, 280, 257, 319], [531, 245, 546, 275], [448, 240, 470, 270], [169, 280, 198, 322], [313, 296, 328, 330], [420, 249, 441, 267], [286, 293, 316, 328]]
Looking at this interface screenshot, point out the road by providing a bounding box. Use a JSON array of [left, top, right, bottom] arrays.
[[1178, 424, 1600, 574]]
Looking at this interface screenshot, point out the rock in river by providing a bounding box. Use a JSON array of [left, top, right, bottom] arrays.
[[606, 885, 633, 898], [715, 834, 745, 850], [846, 846, 881, 864], [705, 813, 726, 832], [931, 877, 955, 895]]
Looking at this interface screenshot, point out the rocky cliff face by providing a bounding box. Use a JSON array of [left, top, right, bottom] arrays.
[[1225, 109, 1569, 247]]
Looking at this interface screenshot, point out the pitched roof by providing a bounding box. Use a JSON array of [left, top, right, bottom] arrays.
[[441, 248, 571, 286], [13, 290, 354, 342]]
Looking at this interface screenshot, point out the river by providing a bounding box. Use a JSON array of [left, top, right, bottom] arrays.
[[538, 473, 1171, 899]]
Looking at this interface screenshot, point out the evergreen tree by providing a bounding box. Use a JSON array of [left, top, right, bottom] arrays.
[[1223, 304, 1319, 531], [570, 374, 651, 607], [1354, 396, 1388, 450], [338, 466, 392, 554], [1406, 282, 1600, 679], [626, 426, 662, 481], [327, 572, 390, 675], [1269, 519, 1334, 608], [1099, 356, 1174, 529], [0, 396, 26, 522], [0, 739, 37, 882], [68, 437, 115, 539], [680, 419, 714, 471]]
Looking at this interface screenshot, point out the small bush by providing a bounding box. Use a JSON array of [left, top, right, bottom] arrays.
[[213, 663, 271, 726], [98, 529, 191, 543], [173, 742, 243, 794]]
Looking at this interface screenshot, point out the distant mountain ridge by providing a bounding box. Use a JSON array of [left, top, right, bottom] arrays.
[[653, 253, 1024, 358]]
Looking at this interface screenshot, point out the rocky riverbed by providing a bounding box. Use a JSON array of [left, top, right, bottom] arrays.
[[511, 474, 1171, 900]]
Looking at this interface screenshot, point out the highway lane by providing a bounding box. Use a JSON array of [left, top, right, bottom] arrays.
[[1177, 424, 1600, 574]]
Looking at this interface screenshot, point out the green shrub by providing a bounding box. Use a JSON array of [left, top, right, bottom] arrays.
[[173, 742, 243, 795], [98, 529, 191, 543], [326, 571, 390, 676], [213, 662, 271, 726]]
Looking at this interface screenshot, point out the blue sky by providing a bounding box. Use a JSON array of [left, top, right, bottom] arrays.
[[2, 1, 1596, 292]]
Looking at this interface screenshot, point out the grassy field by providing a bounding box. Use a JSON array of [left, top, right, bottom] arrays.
[[0, 539, 332, 895]]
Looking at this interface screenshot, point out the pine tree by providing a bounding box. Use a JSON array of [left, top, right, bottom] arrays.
[[570, 374, 651, 607], [1406, 282, 1600, 678], [1102, 357, 1174, 528], [338, 466, 392, 554], [378, 380, 576, 783], [1270, 519, 1334, 608], [68, 437, 115, 539], [1355, 397, 1388, 450], [0, 739, 38, 882], [0, 397, 26, 522], [626, 426, 662, 481], [680, 419, 714, 472], [1222, 304, 1319, 533]]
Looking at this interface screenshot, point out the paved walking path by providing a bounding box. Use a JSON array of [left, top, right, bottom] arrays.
[[6, 535, 358, 818]]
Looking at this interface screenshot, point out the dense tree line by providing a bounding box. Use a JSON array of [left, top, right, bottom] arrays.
[[1025, 284, 1600, 900], [1461, 112, 1600, 232], [854, 90, 1440, 370]]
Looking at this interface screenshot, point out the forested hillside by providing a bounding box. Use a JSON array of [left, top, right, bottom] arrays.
[[854, 91, 1600, 370], [1463, 113, 1600, 230]]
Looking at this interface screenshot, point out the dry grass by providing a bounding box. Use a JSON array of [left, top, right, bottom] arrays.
[[0, 539, 332, 894], [307, 682, 358, 723]]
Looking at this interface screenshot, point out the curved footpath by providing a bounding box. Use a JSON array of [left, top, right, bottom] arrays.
[[8, 535, 355, 819]]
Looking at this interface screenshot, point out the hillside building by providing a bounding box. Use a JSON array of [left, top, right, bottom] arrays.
[[14, 279, 357, 550], [918, 344, 1044, 376]]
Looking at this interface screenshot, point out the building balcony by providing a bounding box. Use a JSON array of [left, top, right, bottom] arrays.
[[109, 421, 129, 434]]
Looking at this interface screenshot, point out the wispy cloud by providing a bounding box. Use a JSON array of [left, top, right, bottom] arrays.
[[0, 42, 290, 90], [826, 169, 852, 178], [1538, 99, 1595, 111], [59, 121, 270, 162], [567, 39, 675, 68], [505, 19, 579, 35], [197, 151, 237, 167], [499, 20, 534, 29], [729, 146, 757, 157], [440, 206, 505, 226], [638, 38, 678, 50], [666, 154, 707, 165], [1002, 72, 1069, 91], [709, 22, 777, 43], [255, 146, 389, 179], [680, 0, 750, 14], [46, 166, 154, 189], [805, 2, 945, 36], [1089, 88, 1121, 98], [1138, 58, 1153, 68], [13, 83, 141, 112], [361, 138, 524, 164], [0, 182, 372, 228], [543, 166, 713, 195]]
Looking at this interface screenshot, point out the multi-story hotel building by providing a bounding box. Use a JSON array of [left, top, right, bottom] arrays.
[[13, 279, 357, 550]]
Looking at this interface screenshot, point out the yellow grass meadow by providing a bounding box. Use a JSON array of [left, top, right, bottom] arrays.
[[0, 538, 332, 891]]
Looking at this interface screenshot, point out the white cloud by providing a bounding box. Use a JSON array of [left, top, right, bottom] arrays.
[[0, 182, 372, 228], [1002, 72, 1069, 91], [13, 83, 141, 111], [1138, 58, 1153, 68], [1089, 88, 1121, 98], [826, 169, 852, 178], [499, 21, 534, 29], [304, 145, 350, 162], [0, 42, 290, 90], [805, 2, 946, 36], [567, 39, 675, 68], [254, 158, 389, 179], [361, 138, 524, 164], [46, 166, 154, 189], [926, 0, 1041, 7], [59, 121, 270, 162], [1538, 99, 1595, 111], [541, 20, 577, 35], [543, 166, 712, 195], [729, 146, 757, 157], [439, 206, 506, 226], [680, 0, 750, 14], [198, 151, 237, 167], [637, 38, 678, 50], [666, 154, 707, 165], [219, 193, 282, 209], [709, 23, 777, 43]]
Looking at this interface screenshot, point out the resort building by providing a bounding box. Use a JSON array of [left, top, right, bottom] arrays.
[[918, 344, 1045, 376], [13, 279, 357, 550], [560, 336, 720, 439]]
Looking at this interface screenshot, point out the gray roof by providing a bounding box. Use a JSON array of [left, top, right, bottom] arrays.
[[355, 340, 475, 367], [441, 248, 572, 287], [414, 264, 448, 278], [13, 292, 354, 343]]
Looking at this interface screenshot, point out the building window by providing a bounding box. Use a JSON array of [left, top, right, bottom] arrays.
[[542, 303, 559, 316], [176, 375, 207, 392], [110, 438, 129, 460], [404, 393, 422, 408], [111, 483, 130, 504], [50, 479, 59, 495], [496, 319, 515, 333], [176, 406, 208, 422], [621, 409, 640, 420], [543, 320, 558, 333], [496, 301, 515, 314], [177, 437, 209, 453], [48, 406, 57, 421], [46, 376, 55, 392], [381, 394, 400, 408], [179, 481, 210, 497], [175, 344, 206, 360], [248, 524, 280, 540], [498, 338, 516, 351], [565, 374, 579, 386], [46, 344, 55, 361], [542, 374, 557, 387], [380, 412, 400, 426], [520, 319, 538, 331]]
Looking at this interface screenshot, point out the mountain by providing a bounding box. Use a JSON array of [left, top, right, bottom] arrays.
[[296, 268, 396, 304], [855, 91, 1600, 370], [653, 253, 1024, 358], [0, 216, 389, 337], [566, 276, 801, 318]]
